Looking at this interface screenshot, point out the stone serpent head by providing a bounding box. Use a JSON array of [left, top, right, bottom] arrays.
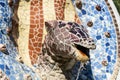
[[44, 20, 96, 70]]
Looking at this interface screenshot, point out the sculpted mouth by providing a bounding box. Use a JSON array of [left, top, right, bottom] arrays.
[[75, 44, 90, 57], [73, 44, 91, 62]]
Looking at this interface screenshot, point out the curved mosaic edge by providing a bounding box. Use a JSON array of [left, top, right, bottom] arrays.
[[105, 0, 120, 80], [72, 0, 120, 79]]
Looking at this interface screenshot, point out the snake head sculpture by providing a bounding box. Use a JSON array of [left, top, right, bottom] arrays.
[[44, 20, 96, 70]]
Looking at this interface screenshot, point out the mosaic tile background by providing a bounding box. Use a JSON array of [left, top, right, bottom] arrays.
[[0, 0, 119, 80], [72, 0, 118, 80], [0, 0, 41, 80]]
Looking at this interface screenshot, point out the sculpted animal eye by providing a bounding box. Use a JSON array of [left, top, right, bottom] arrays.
[[58, 21, 66, 28], [67, 22, 73, 25]]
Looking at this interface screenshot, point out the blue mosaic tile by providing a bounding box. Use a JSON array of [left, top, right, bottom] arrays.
[[5, 70, 10, 75], [81, 9, 86, 15], [105, 42, 110, 46], [0, 64, 4, 70], [96, 35, 102, 40], [100, 16, 104, 20]]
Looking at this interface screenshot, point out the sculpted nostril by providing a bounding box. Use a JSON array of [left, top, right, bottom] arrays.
[[89, 40, 91, 43], [80, 39, 82, 42]]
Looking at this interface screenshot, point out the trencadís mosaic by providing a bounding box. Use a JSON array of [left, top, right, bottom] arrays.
[[0, 0, 119, 80], [72, 0, 117, 80]]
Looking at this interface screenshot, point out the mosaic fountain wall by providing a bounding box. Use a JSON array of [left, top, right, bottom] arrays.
[[0, 0, 120, 80]]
